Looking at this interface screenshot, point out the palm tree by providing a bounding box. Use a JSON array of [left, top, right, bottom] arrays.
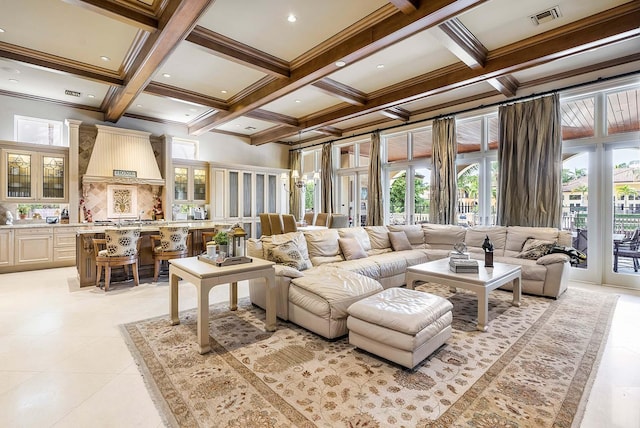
[[616, 185, 637, 210]]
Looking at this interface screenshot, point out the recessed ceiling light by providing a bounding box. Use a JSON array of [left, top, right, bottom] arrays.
[[8, 78, 18, 83], [221, 90, 227, 94], [185, 114, 190, 117], [189, 108, 197, 112], [335, 61, 346, 67], [236, 124, 241, 127], [100, 56, 110, 62], [295, 99, 301, 103], [136, 104, 143, 108], [287, 14, 297, 23], [162, 73, 171, 78], [87, 94, 95, 98], [0, 28, 5, 33], [377, 64, 385, 69]]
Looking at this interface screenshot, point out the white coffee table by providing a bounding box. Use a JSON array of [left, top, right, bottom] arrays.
[[169, 256, 276, 354], [406, 258, 521, 332]]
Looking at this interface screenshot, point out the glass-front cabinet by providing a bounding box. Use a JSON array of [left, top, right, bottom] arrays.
[[173, 160, 208, 203], [1, 142, 68, 203]]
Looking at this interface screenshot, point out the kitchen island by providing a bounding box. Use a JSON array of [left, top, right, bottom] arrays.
[[75, 221, 229, 287]]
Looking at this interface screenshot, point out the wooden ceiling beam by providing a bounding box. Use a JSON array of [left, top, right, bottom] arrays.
[[250, 125, 300, 146], [253, 4, 640, 143], [381, 106, 411, 121], [245, 109, 299, 127], [389, 0, 420, 15], [312, 78, 368, 106], [144, 82, 228, 110], [487, 75, 519, 97], [186, 26, 290, 78], [0, 42, 123, 85], [104, 0, 214, 122], [64, 0, 158, 32], [188, 0, 488, 135], [433, 18, 487, 69], [314, 126, 343, 137]]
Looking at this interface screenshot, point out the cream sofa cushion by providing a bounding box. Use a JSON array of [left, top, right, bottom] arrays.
[[388, 225, 425, 248], [338, 238, 368, 260], [304, 228, 343, 265], [465, 226, 507, 256], [365, 226, 392, 252], [423, 224, 466, 250], [504, 226, 560, 257], [338, 227, 371, 251]]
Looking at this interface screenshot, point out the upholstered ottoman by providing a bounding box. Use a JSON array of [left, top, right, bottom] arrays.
[[288, 266, 383, 339], [347, 288, 453, 369]]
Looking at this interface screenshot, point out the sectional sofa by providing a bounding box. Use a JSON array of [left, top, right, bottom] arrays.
[[247, 224, 572, 339]]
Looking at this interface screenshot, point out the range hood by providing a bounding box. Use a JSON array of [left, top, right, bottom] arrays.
[[83, 125, 165, 186]]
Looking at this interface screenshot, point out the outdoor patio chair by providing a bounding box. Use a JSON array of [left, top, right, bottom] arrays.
[[613, 228, 640, 272]]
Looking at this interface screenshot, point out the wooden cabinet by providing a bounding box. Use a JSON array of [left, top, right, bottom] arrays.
[[1, 141, 68, 203], [15, 227, 53, 265], [173, 160, 208, 203], [54, 228, 77, 262], [0, 229, 14, 267]]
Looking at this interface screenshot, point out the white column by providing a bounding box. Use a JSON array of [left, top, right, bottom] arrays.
[[65, 119, 81, 224]]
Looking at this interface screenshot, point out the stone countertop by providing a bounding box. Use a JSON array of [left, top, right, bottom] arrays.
[[1, 220, 230, 232]]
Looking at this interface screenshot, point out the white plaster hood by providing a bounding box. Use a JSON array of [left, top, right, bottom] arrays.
[[83, 125, 165, 186]]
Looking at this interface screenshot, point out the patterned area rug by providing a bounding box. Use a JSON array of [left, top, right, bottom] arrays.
[[121, 285, 617, 428]]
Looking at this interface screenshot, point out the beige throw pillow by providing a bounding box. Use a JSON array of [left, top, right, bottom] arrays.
[[388, 231, 412, 251], [338, 238, 368, 260], [266, 240, 308, 270]]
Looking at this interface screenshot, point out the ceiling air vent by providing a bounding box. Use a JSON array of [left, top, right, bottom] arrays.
[[530, 6, 561, 26], [64, 89, 81, 97]]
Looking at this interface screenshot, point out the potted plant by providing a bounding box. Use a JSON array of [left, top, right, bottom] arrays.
[[214, 231, 228, 255], [17, 205, 28, 220]]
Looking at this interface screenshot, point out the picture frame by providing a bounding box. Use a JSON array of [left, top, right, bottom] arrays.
[[107, 184, 137, 218]]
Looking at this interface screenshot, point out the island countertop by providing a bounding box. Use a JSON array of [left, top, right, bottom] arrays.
[[75, 221, 231, 234]]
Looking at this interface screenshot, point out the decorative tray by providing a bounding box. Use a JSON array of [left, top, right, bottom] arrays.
[[198, 254, 253, 267]]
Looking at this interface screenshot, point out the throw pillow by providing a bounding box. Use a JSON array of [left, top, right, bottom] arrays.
[[388, 231, 412, 251], [516, 238, 555, 260], [338, 237, 368, 260], [266, 240, 307, 270]]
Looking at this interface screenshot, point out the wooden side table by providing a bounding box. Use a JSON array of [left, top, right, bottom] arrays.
[[169, 256, 276, 354]]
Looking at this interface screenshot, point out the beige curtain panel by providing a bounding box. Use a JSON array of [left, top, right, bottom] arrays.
[[497, 93, 562, 228], [367, 131, 384, 226], [321, 143, 334, 214], [289, 150, 302, 220], [430, 117, 458, 224]]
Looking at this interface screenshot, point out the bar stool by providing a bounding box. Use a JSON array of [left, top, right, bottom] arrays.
[[151, 226, 190, 282], [93, 228, 141, 292]]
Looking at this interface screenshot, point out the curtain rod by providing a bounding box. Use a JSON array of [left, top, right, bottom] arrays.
[[289, 69, 640, 152]]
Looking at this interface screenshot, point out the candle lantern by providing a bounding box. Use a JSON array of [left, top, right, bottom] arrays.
[[230, 225, 247, 258]]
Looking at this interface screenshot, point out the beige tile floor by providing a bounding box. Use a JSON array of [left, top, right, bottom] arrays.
[[0, 267, 638, 427]]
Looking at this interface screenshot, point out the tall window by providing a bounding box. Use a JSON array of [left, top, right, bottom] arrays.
[[336, 139, 369, 224], [172, 138, 198, 160], [14, 116, 64, 146]]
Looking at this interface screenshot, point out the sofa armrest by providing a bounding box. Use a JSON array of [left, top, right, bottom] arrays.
[[536, 253, 570, 265], [274, 264, 305, 278]]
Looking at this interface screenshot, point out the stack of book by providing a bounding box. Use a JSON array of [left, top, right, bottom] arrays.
[[449, 258, 479, 273], [449, 251, 470, 260]]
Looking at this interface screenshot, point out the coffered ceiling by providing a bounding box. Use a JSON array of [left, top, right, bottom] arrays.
[[0, 0, 638, 147]]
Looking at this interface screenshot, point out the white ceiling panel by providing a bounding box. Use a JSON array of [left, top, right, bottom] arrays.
[[513, 37, 640, 83], [332, 112, 395, 130], [127, 93, 210, 124], [262, 86, 341, 118], [0, 59, 108, 107], [196, 0, 389, 61], [328, 30, 458, 94], [0, 0, 138, 72], [155, 42, 267, 100], [400, 82, 499, 112], [216, 117, 277, 135], [460, 0, 632, 51]]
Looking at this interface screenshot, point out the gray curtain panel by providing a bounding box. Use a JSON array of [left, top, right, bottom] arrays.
[[321, 143, 334, 214], [430, 117, 458, 224], [497, 93, 562, 228], [289, 150, 302, 220], [367, 131, 384, 226]]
